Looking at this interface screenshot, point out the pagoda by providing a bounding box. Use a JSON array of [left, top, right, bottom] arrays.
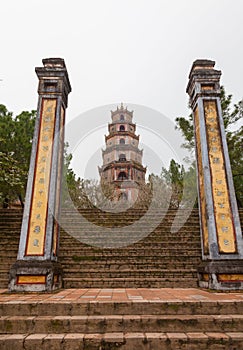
[[99, 104, 146, 201]]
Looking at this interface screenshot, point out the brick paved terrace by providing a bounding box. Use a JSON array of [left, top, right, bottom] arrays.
[[1, 287, 243, 303]]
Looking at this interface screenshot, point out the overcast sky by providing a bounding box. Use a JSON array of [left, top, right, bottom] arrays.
[[1, 0, 243, 177]]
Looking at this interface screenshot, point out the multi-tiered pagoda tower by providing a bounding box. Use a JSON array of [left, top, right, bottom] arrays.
[[99, 104, 146, 201]]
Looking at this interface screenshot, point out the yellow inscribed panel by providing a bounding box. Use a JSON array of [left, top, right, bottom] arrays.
[[218, 274, 243, 282], [17, 275, 46, 284], [204, 100, 236, 253], [26, 99, 57, 255]]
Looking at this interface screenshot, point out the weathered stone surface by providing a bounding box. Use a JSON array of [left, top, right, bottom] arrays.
[[2, 334, 26, 349], [124, 332, 146, 350], [63, 333, 84, 350], [24, 334, 47, 350], [83, 333, 103, 348], [43, 334, 65, 350]]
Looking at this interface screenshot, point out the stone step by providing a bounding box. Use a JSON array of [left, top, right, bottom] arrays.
[[0, 236, 200, 244], [59, 245, 201, 251], [0, 208, 241, 216], [0, 258, 18, 263], [61, 220, 241, 227], [0, 257, 201, 265], [60, 263, 200, 269], [60, 209, 201, 214], [60, 234, 201, 239], [1, 331, 243, 349], [58, 239, 201, 245], [1, 293, 243, 317], [61, 268, 197, 274], [58, 213, 222, 218], [59, 212, 201, 217], [59, 243, 201, 250], [60, 212, 201, 216], [59, 217, 201, 222], [0, 266, 200, 275], [58, 230, 201, 236], [59, 223, 201, 228], [0, 243, 19, 247], [0, 232, 195, 238], [0, 219, 198, 222], [61, 255, 201, 260], [59, 235, 201, 241], [59, 250, 202, 256], [62, 274, 197, 282], [59, 226, 201, 231], [61, 228, 201, 233], [0, 281, 8, 289], [1, 314, 243, 334], [63, 277, 199, 288], [60, 267, 199, 273]]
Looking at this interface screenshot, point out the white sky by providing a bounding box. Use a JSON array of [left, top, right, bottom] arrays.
[[1, 0, 243, 178]]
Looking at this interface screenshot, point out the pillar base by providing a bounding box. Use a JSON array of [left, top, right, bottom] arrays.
[[198, 260, 243, 290], [8, 260, 63, 292]]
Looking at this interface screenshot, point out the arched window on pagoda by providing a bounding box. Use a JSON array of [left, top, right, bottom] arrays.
[[118, 171, 127, 180], [119, 192, 127, 200], [119, 154, 126, 161], [120, 138, 125, 144], [120, 114, 124, 121], [119, 125, 125, 132]]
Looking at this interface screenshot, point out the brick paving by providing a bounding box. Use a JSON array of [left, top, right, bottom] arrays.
[[0, 288, 243, 303]]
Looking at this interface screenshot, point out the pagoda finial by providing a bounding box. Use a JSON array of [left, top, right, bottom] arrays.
[[120, 102, 124, 110]]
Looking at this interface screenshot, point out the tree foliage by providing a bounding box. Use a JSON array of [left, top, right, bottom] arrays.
[[0, 105, 36, 207], [161, 159, 185, 208]]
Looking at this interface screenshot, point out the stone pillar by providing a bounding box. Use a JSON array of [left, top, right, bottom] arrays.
[[187, 59, 243, 290], [9, 58, 71, 292]]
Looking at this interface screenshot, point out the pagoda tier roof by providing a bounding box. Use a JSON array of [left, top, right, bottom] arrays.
[[100, 160, 146, 173], [102, 144, 143, 155], [108, 121, 136, 127], [105, 131, 139, 141]]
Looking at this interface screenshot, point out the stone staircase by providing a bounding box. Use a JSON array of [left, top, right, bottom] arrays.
[[0, 210, 21, 289], [59, 208, 203, 288], [0, 288, 243, 349], [0, 208, 243, 289]]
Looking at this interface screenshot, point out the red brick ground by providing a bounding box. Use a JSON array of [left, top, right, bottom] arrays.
[[0, 288, 243, 303]]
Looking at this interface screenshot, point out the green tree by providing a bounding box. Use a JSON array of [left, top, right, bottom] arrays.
[[175, 87, 243, 207], [227, 125, 243, 207], [0, 105, 36, 207], [12, 110, 36, 206], [0, 143, 25, 207], [161, 159, 186, 208], [62, 145, 101, 209]]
